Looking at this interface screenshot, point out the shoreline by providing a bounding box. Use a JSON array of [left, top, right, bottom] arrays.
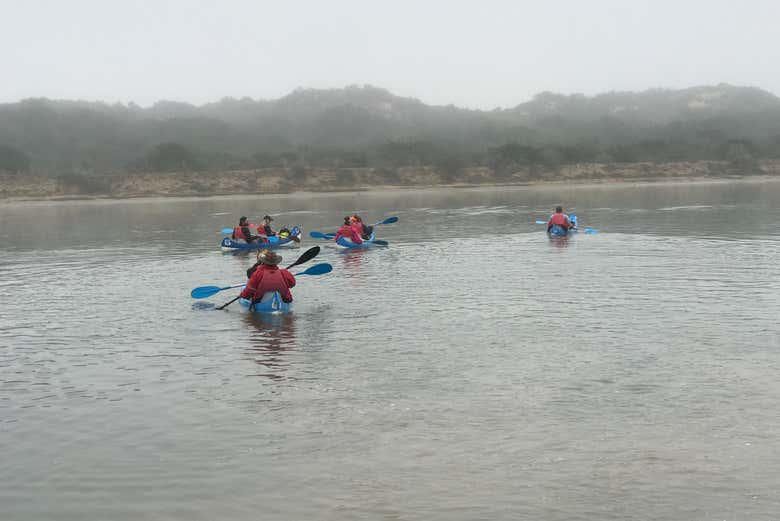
[[2, 174, 780, 206]]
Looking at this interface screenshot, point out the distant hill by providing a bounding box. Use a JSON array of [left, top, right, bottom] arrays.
[[1, 84, 779, 176]]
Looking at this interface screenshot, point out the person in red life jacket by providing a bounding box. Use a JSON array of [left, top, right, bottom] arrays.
[[349, 215, 373, 240], [547, 206, 575, 233], [232, 216, 261, 243], [259, 215, 276, 237], [334, 216, 363, 244], [240, 249, 296, 304]]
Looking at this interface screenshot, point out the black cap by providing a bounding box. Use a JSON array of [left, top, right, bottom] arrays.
[[262, 215, 273, 221]]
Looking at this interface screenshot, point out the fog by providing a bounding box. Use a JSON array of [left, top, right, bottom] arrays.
[[3, 0, 780, 108]]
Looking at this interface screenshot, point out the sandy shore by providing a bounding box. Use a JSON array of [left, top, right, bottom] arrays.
[[2, 160, 780, 205]]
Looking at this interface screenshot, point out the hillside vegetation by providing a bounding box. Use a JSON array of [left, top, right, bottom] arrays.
[[1, 84, 779, 188]]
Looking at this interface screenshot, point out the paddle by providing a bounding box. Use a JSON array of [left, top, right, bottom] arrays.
[[311, 216, 398, 239], [294, 263, 332, 276], [220, 227, 233, 234], [372, 216, 398, 226], [191, 283, 246, 300], [535, 220, 598, 234], [215, 246, 321, 310]]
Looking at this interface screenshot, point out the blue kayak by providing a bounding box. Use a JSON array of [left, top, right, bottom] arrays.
[[336, 232, 380, 249], [547, 213, 578, 237], [238, 293, 292, 314], [221, 226, 301, 252], [548, 225, 571, 237]]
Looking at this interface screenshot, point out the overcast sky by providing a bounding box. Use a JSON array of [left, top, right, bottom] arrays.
[[3, 0, 779, 109]]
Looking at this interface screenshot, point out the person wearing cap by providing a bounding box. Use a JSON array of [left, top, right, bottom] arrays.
[[334, 216, 363, 244], [259, 215, 276, 237], [349, 215, 373, 240], [240, 249, 296, 304], [547, 206, 575, 234], [232, 216, 260, 244]]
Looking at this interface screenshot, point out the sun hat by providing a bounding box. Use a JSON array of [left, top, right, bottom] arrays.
[[256, 249, 282, 266]]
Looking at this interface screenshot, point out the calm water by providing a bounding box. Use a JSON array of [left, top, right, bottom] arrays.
[[2, 181, 780, 520]]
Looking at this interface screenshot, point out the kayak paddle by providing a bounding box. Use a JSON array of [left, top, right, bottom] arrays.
[[372, 216, 398, 226], [191, 283, 246, 299], [311, 217, 397, 239], [293, 263, 333, 276], [372, 239, 389, 246], [220, 227, 233, 234], [216, 246, 321, 310], [535, 220, 547, 225]]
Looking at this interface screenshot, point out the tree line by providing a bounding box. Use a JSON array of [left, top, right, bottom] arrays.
[[1, 84, 779, 177]]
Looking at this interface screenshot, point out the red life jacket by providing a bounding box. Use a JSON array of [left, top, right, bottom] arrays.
[[350, 222, 365, 238], [335, 224, 362, 243], [548, 213, 570, 227], [233, 226, 248, 240], [240, 265, 296, 302]]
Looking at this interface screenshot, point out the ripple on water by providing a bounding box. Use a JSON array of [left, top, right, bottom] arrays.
[[2, 184, 780, 520]]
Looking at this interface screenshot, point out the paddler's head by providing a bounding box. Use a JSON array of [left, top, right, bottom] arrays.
[[256, 249, 282, 266], [555, 206, 563, 214], [350, 215, 362, 223], [344, 216, 351, 225], [239, 216, 248, 226], [262, 215, 273, 225]]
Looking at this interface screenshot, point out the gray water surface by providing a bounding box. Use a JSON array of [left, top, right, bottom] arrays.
[[2, 181, 780, 520]]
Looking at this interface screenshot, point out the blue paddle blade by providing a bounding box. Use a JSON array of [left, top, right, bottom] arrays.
[[535, 220, 547, 225], [375, 216, 398, 225], [191, 285, 226, 299], [221, 228, 232, 234], [309, 231, 331, 239], [372, 239, 389, 246], [584, 228, 599, 234], [296, 263, 333, 276]]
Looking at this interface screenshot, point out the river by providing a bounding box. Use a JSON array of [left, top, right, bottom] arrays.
[[2, 180, 780, 520]]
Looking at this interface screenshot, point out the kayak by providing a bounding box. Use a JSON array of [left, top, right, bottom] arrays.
[[548, 225, 571, 237], [336, 232, 379, 249], [238, 293, 292, 314], [221, 226, 302, 252], [547, 213, 578, 238]]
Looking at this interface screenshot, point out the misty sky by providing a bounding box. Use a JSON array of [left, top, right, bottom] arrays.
[[3, 0, 780, 109]]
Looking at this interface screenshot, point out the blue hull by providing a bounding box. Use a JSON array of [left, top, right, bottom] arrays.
[[238, 293, 292, 314], [336, 233, 378, 249], [548, 225, 570, 237]]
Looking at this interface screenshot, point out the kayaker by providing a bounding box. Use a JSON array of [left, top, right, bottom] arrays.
[[349, 215, 373, 240], [233, 216, 260, 244], [334, 216, 363, 244], [547, 206, 575, 233], [259, 215, 276, 237], [240, 249, 296, 304]]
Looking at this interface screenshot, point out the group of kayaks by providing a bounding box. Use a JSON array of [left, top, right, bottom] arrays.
[[197, 211, 598, 315], [192, 216, 399, 314], [219, 217, 398, 253]]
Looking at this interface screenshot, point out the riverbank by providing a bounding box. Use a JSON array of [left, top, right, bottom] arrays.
[[2, 159, 779, 202]]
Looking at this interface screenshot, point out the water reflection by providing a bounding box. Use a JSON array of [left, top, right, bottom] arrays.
[[548, 235, 571, 248], [243, 313, 297, 381], [339, 248, 367, 270]]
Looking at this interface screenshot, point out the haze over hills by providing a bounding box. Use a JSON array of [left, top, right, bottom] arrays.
[[1, 83, 780, 179]]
